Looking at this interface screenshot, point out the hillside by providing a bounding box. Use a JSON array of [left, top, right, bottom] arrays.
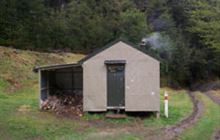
[[0, 46, 84, 93]]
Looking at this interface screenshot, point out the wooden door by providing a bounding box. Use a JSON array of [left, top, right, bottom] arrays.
[[107, 65, 125, 107]]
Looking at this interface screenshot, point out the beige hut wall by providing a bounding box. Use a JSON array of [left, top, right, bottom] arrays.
[[82, 41, 160, 112]]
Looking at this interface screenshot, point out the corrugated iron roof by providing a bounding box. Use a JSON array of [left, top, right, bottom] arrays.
[[33, 63, 81, 72]]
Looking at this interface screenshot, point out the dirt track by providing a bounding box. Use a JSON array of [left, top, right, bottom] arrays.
[[204, 91, 220, 105], [162, 92, 204, 140], [213, 130, 220, 140], [151, 89, 219, 140]]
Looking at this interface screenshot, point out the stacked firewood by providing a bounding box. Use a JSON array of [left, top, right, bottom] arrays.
[[41, 94, 83, 117]]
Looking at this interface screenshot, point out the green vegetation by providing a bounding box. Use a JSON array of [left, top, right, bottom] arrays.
[[87, 133, 140, 140], [0, 0, 147, 52], [0, 47, 86, 139], [0, 46, 84, 92], [0, 82, 192, 139], [0, 86, 91, 140], [0, 45, 219, 140], [0, 0, 220, 86], [180, 92, 220, 140], [144, 88, 193, 126]]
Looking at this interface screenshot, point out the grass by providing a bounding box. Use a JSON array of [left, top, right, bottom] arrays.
[[82, 112, 106, 120], [209, 89, 220, 99], [83, 112, 135, 124], [0, 78, 9, 92], [0, 46, 88, 140], [0, 78, 194, 139], [0, 83, 139, 140], [0, 46, 84, 92], [179, 92, 220, 140], [0, 81, 92, 140], [85, 133, 140, 140], [1, 46, 217, 140], [144, 88, 193, 126]]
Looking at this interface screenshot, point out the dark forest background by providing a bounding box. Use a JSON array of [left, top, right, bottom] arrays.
[[0, 0, 220, 87]]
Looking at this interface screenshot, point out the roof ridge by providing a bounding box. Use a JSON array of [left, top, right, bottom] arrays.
[[78, 38, 159, 64], [78, 38, 140, 64]]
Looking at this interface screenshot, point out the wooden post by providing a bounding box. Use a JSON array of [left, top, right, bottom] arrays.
[[164, 91, 169, 118], [156, 111, 160, 118], [39, 70, 43, 109], [46, 71, 49, 99]]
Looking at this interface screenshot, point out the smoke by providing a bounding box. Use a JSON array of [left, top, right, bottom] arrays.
[[142, 32, 161, 49], [141, 32, 173, 60], [142, 32, 171, 49]]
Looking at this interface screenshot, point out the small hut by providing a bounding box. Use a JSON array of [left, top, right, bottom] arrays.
[[34, 38, 160, 115]]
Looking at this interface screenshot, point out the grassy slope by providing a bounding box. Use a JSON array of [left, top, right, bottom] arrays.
[[180, 92, 220, 140], [0, 46, 84, 92], [0, 46, 199, 140]]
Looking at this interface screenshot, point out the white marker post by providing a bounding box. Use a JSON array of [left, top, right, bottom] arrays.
[[164, 91, 169, 118]]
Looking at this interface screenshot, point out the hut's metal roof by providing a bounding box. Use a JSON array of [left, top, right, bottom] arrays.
[[33, 63, 81, 72]]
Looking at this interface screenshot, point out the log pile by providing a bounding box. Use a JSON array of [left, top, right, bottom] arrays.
[[41, 94, 83, 117]]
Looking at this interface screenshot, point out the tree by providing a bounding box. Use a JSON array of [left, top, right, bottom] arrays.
[[65, 0, 148, 52]]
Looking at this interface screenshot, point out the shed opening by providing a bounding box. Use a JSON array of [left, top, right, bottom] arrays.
[[39, 66, 83, 116]]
